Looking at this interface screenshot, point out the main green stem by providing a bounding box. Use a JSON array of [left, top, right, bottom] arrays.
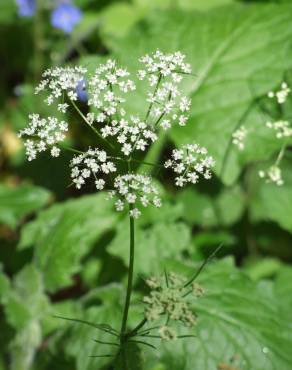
[[120, 205, 135, 340]]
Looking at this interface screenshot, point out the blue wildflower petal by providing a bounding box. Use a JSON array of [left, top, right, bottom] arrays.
[[76, 79, 88, 102], [16, 0, 36, 17], [51, 3, 82, 34]]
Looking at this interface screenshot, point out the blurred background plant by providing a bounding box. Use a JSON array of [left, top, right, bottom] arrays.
[[1, 0, 292, 369]]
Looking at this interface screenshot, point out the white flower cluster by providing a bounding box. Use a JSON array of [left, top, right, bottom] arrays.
[[165, 144, 215, 187], [138, 50, 192, 130], [35, 66, 87, 108], [266, 120, 292, 139], [108, 174, 161, 218], [70, 148, 116, 190], [232, 125, 248, 150], [87, 59, 136, 118], [25, 51, 193, 160], [18, 114, 68, 161], [100, 115, 157, 156], [20, 51, 217, 217], [268, 82, 290, 104], [259, 165, 283, 186], [257, 83, 292, 185]]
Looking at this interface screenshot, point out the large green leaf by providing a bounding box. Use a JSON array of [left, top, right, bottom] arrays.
[[0, 184, 51, 229], [107, 4, 292, 184], [145, 258, 292, 370], [18, 193, 118, 292], [108, 220, 191, 278], [177, 185, 245, 227]]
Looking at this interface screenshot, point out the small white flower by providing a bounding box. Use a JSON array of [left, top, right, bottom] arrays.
[[122, 143, 132, 156], [160, 119, 171, 130], [126, 193, 137, 203], [57, 103, 69, 113], [137, 70, 146, 80], [37, 141, 46, 152], [164, 160, 172, 168], [73, 176, 85, 189], [86, 113, 95, 125], [51, 146, 60, 157], [129, 208, 141, 219], [115, 199, 124, 211], [153, 196, 162, 207], [95, 179, 105, 190], [175, 176, 185, 187], [179, 96, 191, 112], [178, 115, 187, 126]]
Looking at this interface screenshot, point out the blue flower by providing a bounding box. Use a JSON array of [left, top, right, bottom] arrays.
[[16, 0, 36, 17], [76, 79, 88, 102], [51, 2, 82, 34]]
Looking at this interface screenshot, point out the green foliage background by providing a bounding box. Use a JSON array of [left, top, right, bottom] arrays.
[[1, 0, 292, 369]]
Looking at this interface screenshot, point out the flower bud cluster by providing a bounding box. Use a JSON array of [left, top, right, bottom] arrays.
[[70, 148, 116, 190], [143, 273, 204, 340], [266, 120, 292, 139], [164, 143, 215, 187], [18, 114, 68, 161], [108, 174, 161, 218], [232, 125, 248, 150], [138, 50, 192, 130], [158, 326, 177, 341], [268, 82, 290, 104]]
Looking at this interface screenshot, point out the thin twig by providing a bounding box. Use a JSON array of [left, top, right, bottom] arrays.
[[93, 339, 119, 346], [184, 243, 223, 289], [70, 99, 114, 149], [127, 318, 148, 337], [53, 315, 119, 337], [128, 340, 157, 350], [63, 146, 84, 154], [136, 325, 161, 336], [164, 268, 169, 287]]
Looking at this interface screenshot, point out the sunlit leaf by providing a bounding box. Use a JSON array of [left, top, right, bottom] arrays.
[[0, 184, 51, 229], [18, 193, 118, 291]]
